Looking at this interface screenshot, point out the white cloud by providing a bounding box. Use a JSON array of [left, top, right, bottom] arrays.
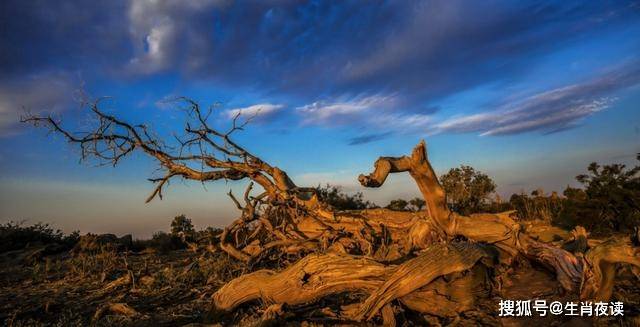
[[434, 62, 640, 136], [434, 97, 613, 137], [480, 98, 612, 136], [376, 113, 432, 131], [224, 103, 284, 120], [294, 60, 639, 143], [434, 113, 492, 133], [126, 0, 228, 74], [296, 94, 399, 125]]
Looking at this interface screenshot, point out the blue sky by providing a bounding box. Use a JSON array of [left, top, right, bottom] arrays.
[[1, 0, 639, 237]]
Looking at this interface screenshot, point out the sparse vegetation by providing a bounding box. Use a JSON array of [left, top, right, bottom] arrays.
[[508, 190, 563, 222], [440, 165, 496, 215], [386, 198, 409, 211], [0, 221, 79, 253], [315, 184, 376, 210], [0, 217, 247, 326], [433, 157, 640, 237], [408, 197, 426, 211], [3, 158, 637, 325], [570, 157, 640, 234], [170, 214, 195, 241]]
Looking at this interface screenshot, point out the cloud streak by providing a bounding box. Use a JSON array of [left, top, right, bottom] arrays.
[[295, 60, 640, 142], [435, 62, 640, 136], [297, 95, 398, 126], [224, 103, 285, 123], [0, 72, 76, 134], [348, 132, 393, 146]]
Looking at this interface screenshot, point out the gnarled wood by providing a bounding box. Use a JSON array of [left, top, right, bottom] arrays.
[[357, 142, 589, 292], [212, 252, 390, 311], [359, 140, 452, 234], [581, 237, 640, 301], [212, 241, 487, 321], [351, 241, 487, 321], [23, 98, 640, 323]]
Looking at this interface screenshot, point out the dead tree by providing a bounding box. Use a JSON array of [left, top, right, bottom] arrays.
[[23, 98, 640, 324]]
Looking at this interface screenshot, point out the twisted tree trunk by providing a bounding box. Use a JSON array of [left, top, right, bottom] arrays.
[[213, 141, 640, 323]]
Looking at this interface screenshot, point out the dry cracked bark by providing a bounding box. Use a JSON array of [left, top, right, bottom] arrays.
[[213, 241, 488, 321], [23, 98, 640, 324]]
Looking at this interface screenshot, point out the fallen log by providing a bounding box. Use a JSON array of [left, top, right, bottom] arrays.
[[351, 241, 487, 321], [213, 241, 488, 321]]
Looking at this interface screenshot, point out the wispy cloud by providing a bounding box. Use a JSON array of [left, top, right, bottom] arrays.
[[297, 94, 398, 126], [224, 103, 285, 122], [348, 132, 393, 145], [304, 60, 640, 143], [2, 0, 639, 143], [296, 94, 435, 143], [435, 62, 640, 136], [0, 72, 76, 135]]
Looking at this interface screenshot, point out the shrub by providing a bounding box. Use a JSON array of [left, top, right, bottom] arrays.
[[386, 199, 409, 211], [440, 165, 496, 215], [0, 221, 79, 253], [409, 197, 426, 211], [170, 214, 195, 241], [135, 232, 186, 253], [315, 184, 376, 210], [557, 158, 640, 235], [509, 190, 563, 222]]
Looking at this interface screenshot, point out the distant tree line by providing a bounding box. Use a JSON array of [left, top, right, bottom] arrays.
[[316, 155, 640, 236]]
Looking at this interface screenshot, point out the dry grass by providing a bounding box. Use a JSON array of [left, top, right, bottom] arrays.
[[0, 245, 247, 326], [1, 240, 638, 326]]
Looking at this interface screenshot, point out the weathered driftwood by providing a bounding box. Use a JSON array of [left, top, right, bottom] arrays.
[[350, 242, 487, 321], [399, 262, 492, 317], [213, 241, 487, 321], [23, 98, 640, 323]]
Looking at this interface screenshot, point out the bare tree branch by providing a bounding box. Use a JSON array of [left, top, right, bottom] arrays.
[[21, 97, 286, 202]]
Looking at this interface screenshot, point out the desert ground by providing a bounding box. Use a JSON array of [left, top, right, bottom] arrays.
[[1, 220, 638, 326]]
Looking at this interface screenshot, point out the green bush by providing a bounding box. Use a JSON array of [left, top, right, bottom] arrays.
[[509, 190, 563, 221], [409, 197, 426, 211], [440, 165, 496, 215], [557, 158, 640, 235]]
